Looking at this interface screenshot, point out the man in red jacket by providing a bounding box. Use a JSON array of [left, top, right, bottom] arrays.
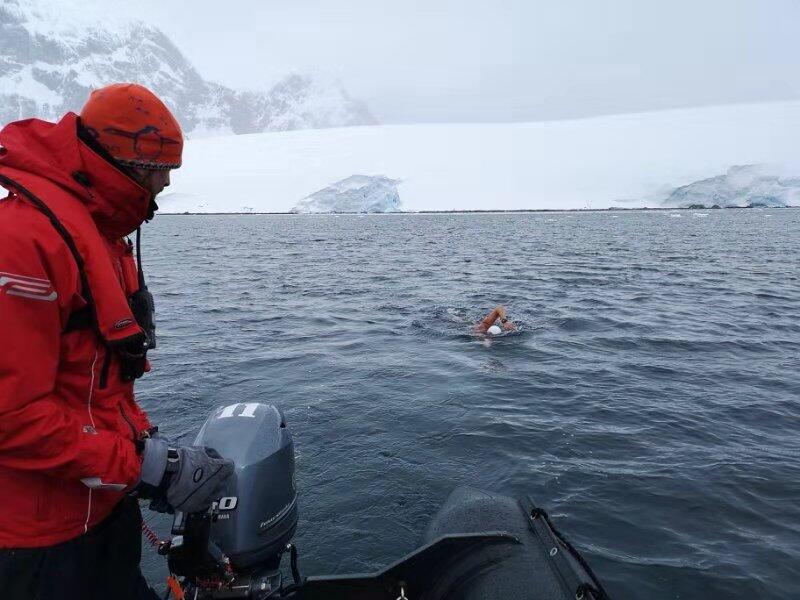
[[0, 84, 233, 599]]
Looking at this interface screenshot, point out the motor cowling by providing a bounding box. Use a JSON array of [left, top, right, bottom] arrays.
[[193, 402, 298, 571]]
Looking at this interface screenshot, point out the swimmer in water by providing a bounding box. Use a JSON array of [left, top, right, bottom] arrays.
[[474, 305, 517, 335]]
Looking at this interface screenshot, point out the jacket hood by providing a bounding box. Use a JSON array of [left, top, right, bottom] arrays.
[[0, 112, 151, 239]]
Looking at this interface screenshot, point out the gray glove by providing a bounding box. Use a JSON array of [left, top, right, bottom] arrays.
[[137, 437, 234, 514]]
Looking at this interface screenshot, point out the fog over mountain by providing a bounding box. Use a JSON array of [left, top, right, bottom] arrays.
[[0, 0, 376, 135], [103, 0, 800, 124]]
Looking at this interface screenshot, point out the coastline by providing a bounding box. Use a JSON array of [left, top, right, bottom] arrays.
[[158, 205, 798, 216]]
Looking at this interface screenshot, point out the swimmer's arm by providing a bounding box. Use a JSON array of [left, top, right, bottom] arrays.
[[475, 306, 505, 331]]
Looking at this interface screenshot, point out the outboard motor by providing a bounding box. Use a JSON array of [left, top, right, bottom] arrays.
[[166, 403, 299, 598], [197, 402, 298, 569]]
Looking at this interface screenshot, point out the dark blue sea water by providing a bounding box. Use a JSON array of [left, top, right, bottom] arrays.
[[138, 210, 800, 599]]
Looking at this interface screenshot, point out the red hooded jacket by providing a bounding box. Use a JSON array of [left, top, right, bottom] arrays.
[[0, 113, 155, 547]]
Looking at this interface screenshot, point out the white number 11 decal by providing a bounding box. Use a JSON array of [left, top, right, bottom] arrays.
[[218, 403, 260, 419]]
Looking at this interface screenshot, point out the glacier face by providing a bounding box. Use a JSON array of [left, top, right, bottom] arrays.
[[663, 165, 800, 208], [0, 0, 375, 136], [291, 175, 401, 214]]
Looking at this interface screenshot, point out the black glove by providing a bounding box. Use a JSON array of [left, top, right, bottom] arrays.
[[136, 437, 234, 514]]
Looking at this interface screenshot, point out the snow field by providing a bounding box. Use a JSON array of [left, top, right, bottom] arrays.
[[163, 101, 800, 213]]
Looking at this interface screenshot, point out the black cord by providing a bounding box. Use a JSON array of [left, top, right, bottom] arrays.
[[135, 227, 145, 289], [531, 506, 611, 600], [280, 583, 301, 598], [288, 543, 301, 585]]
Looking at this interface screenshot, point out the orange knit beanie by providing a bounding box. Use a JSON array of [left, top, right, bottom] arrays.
[[80, 83, 183, 170]]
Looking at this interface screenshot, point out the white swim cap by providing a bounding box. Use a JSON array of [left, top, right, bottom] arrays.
[[487, 325, 502, 335]]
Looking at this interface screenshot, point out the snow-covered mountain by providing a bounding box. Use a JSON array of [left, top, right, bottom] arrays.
[[161, 101, 800, 213], [0, 0, 375, 135]]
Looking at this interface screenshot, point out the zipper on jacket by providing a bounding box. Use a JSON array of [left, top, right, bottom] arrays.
[[99, 345, 112, 389], [118, 403, 138, 440], [84, 349, 98, 534]]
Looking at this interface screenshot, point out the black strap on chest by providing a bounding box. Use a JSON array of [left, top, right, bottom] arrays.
[[61, 229, 156, 386], [0, 174, 99, 336], [0, 173, 155, 388], [64, 305, 93, 333]]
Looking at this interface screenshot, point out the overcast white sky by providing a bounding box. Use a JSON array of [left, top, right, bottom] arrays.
[[110, 0, 800, 123]]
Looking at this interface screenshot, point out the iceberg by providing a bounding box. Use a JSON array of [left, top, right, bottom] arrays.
[[663, 165, 800, 208], [290, 175, 401, 214]]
